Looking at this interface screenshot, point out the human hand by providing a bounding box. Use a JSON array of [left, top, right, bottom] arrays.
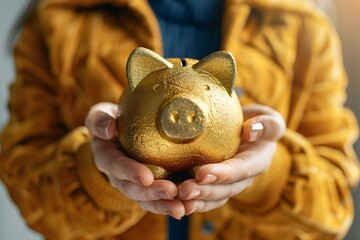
[[85, 102, 185, 219], [177, 104, 286, 215]]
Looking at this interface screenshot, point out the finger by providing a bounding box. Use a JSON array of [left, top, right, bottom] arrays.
[[109, 178, 177, 201], [242, 116, 285, 142], [178, 178, 254, 201], [85, 102, 118, 140], [92, 138, 154, 186], [183, 199, 228, 216], [138, 199, 185, 220], [195, 141, 276, 184], [241, 104, 285, 142]]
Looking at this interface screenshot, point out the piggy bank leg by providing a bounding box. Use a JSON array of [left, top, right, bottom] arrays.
[[144, 164, 170, 179], [190, 165, 201, 177]]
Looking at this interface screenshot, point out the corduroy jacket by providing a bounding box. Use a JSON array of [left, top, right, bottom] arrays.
[[0, 0, 359, 239]]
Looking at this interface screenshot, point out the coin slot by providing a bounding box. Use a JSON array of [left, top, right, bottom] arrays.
[[180, 59, 187, 67]]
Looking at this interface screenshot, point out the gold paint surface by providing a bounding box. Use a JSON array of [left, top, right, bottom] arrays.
[[159, 97, 206, 142], [117, 48, 243, 178]]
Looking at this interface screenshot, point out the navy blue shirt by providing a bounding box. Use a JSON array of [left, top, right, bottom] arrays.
[[149, 0, 224, 59]]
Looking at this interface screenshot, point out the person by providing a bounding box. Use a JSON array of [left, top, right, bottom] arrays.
[[0, 0, 359, 239]]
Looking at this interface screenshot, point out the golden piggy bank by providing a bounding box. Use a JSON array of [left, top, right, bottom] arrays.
[[117, 47, 243, 180]]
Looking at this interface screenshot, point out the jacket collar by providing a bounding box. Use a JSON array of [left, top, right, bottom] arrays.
[[40, 0, 130, 8], [38, 0, 321, 56]]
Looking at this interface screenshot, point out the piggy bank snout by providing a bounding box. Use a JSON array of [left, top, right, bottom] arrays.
[[158, 97, 206, 143]]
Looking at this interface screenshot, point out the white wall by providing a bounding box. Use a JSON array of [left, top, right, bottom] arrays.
[[0, 1, 359, 239], [0, 1, 42, 240], [336, 1, 360, 239]]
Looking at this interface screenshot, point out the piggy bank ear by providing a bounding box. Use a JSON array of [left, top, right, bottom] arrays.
[[193, 51, 236, 95], [126, 47, 173, 92]]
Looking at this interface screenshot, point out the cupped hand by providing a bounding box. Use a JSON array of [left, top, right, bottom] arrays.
[[85, 102, 185, 219], [177, 104, 286, 215]]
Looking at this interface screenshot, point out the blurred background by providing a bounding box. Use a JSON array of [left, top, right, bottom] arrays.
[[0, 0, 359, 239]]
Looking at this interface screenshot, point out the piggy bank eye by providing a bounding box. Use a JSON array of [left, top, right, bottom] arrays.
[[153, 84, 160, 91], [203, 84, 210, 91]]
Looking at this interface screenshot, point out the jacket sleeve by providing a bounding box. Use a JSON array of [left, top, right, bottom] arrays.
[[0, 14, 145, 239], [230, 12, 360, 239]]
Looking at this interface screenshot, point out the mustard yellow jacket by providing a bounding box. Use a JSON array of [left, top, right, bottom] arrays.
[[1, 0, 359, 239]]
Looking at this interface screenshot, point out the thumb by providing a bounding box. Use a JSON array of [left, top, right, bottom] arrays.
[[241, 104, 285, 142], [85, 102, 118, 140]]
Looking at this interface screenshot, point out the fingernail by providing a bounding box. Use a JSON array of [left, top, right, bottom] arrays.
[[249, 122, 264, 142], [186, 207, 197, 216], [156, 190, 172, 200], [182, 189, 201, 200], [96, 119, 112, 138], [199, 174, 217, 185], [167, 210, 181, 220], [134, 176, 146, 185]]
